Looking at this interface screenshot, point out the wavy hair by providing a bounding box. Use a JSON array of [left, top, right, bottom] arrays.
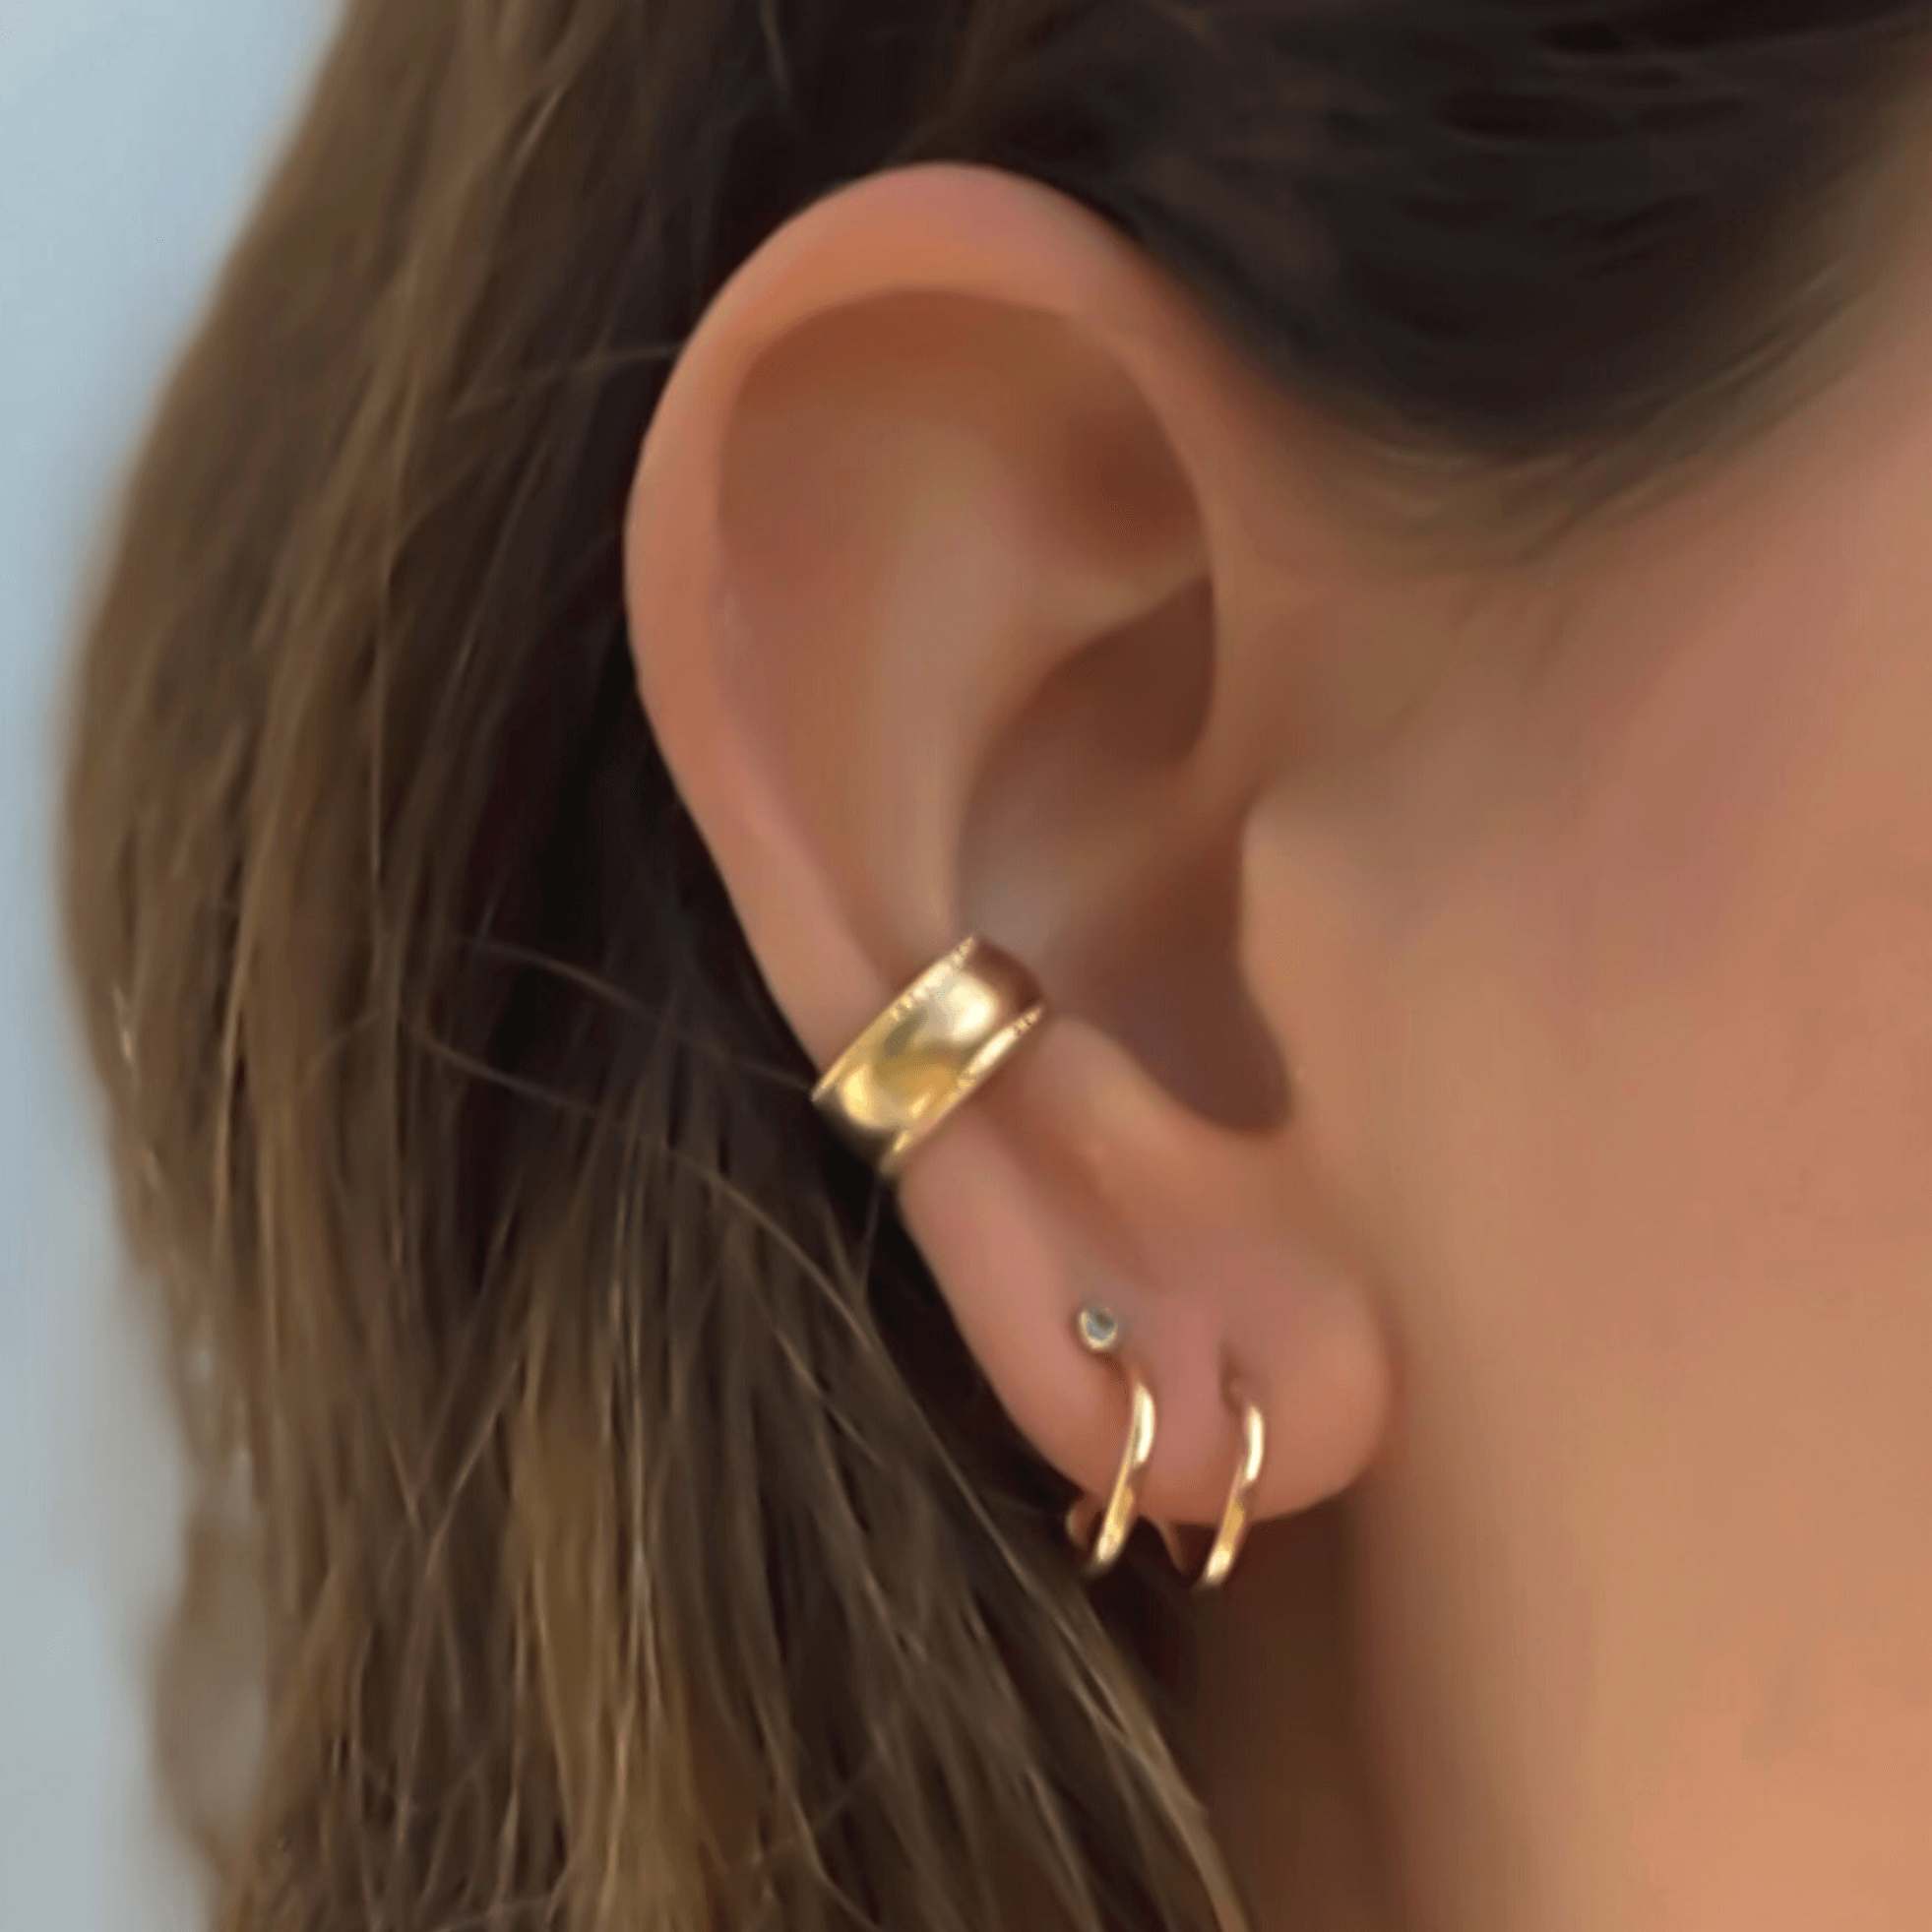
[[62, 4, 1929, 1929]]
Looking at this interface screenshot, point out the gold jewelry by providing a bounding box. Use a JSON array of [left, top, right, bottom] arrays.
[[812, 935, 1045, 1179], [1064, 1306, 1156, 1578], [1193, 1392, 1266, 1591]]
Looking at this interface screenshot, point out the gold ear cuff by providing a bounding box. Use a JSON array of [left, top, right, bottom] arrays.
[[811, 935, 1045, 1180]]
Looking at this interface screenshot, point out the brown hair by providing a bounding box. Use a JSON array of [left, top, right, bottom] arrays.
[[61, 4, 1930, 1930]]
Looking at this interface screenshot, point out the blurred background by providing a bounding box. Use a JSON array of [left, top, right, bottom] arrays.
[[0, 6, 332, 1922]]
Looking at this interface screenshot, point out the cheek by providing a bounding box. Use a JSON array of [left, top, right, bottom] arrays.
[[1243, 387, 1932, 1870], [1359, 511, 1932, 1365], [1390, 778, 1932, 1843], [1373, 756, 1932, 1385], [1242, 580, 1932, 1544]]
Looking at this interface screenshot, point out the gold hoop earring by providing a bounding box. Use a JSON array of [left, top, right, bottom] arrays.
[[1064, 1307, 1157, 1578], [1193, 1392, 1266, 1592], [812, 936, 1045, 1180]]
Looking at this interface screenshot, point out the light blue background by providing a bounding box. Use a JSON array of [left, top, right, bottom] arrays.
[[0, 6, 333, 1923]]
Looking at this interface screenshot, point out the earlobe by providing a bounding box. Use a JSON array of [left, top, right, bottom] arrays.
[[624, 163, 1393, 1574], [889, 997, 1391, 1541], [817, 942, 1391, 1559]]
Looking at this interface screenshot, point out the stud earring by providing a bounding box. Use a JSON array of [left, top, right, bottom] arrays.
[[1064, 1306, 1157, 1578], [812, 935, 1046, 1180]]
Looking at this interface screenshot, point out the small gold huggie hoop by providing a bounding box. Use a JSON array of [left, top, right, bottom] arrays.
[[812, 936, 1046, 1180], [1064, 1307, 1157, 1578], [1193, 1392, 1266, 1592]]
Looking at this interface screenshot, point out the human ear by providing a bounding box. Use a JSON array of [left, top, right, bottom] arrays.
[[624, 164, 1390, 1561]]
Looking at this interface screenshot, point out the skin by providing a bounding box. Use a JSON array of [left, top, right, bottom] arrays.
[[624, 161, 1932, 1930]]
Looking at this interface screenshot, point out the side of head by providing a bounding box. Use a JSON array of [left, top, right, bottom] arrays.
[[62, 5, 1932, 1930]]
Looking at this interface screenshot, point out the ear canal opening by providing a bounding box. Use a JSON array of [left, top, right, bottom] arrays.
[[962, 582, 1290, 1135]]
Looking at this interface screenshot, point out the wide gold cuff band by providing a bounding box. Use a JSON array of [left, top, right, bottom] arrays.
[[811, 936, 1045, 1179]]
